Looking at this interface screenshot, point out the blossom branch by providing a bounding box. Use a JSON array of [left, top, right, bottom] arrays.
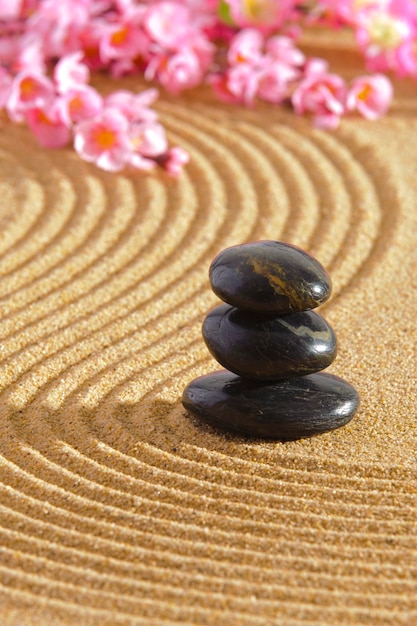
[[0, 0, 415, 173]]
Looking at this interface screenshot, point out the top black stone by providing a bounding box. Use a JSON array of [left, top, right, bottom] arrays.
[[209, 241, 331, 313]]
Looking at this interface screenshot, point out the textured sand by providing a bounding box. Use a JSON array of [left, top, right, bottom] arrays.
[[0, 33, 416, 625]]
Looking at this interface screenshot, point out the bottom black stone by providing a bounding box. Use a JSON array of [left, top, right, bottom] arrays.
[[182, 371, 359, 440]]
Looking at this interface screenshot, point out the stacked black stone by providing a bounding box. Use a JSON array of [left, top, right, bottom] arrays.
[[182, 241, 360, 440]]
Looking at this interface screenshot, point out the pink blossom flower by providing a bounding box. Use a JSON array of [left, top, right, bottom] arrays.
[[12, 37, 46, 74], [25, 103, 71, 148], [143, 1, 194, 49], [0, 36, 19, 70], [255, 36, 304, 103], [127, 120, 168, 169], [107, 58, 136, 78], [225, 0, 297, 31], [227, 28, 264, 64], [184, 0, 219, 25], [292, 72, 347, 129], [105, 88, 159, 122], [145, 43, 212, 93], [114, 0, 138, 12], [99, 14, 149, 64], [125, 153, 157, 171], [353, 2, 417, 74], [346, 73, 393, 119], [258, 60, 299, 103], [77, 19, 108, 71], [303, 57, 330, 76], [0, 0, 38, 21], [315, 0, 390, 27], [0, 0, 23, 21], [26, 0, 91, 59], [222, 62, 262, 105], [357, 8, 412, 51], [74, 107, 131, 172], [266, 35, 305, 66], [394, 39, 417, 75], [209, 72, 243, 104], [215, 29, 306, 106], [58, 85, 103, 124], [159, 146, 190, 175], [54, 51, 90, 93], [130, 121, 168, 157], [6, 70, 55, 122]]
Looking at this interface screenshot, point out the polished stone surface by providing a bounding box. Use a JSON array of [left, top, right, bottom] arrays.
[[182, 371, 359, 440], [202, 303, 337, 380], [209, 240, 331, 313]]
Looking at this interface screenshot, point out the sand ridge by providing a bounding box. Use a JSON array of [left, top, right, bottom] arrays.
[[0, 32, 416, 626]]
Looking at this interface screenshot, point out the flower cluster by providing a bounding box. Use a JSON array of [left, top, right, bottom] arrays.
[[2, 49, 189, 173], [211, 28, 392, 127], [317, 0, 417, 77], [0, 1, 195, 173], [0, 0, 416, 174]]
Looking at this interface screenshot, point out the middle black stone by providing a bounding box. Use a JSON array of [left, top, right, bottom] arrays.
[[202, 303, 337, 380]]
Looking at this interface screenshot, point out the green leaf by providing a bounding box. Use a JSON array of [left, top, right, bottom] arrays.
[[218, 0, 234, 25]]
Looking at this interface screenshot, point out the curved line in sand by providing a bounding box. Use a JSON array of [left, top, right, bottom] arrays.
[[0, 79, 413, 624]]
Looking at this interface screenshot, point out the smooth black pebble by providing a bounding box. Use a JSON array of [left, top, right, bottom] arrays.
[[182, 371, 359, 440], [209, 240, 331, 313], [202, 303, 337, 380]]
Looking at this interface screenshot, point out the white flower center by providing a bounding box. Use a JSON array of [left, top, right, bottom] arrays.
[[367, 12, 409, 49]]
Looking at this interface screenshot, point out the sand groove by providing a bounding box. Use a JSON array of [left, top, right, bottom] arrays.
[[14, 438, 417, 515], [1, 451, 416, 541], [1, 36, 417, 626]]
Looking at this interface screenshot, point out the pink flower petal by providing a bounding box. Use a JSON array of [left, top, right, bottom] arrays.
[[6, 71, 55, 122], [25, 104, 71, 148], [292, 73, 346, 125], [162, 146, 190, 175], [105, 89, 159, 122], [143, 1, 192, 49], [73, 107, 131, 171], [58, 85, 103, 124], [54, 51, 90, 93], [346, 74, 393, 119], [130, 122, 168, 157], [99, 19, 149, 63], [227, 28, 264, 64]]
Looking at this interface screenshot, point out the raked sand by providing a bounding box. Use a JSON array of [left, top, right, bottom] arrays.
[[0, 31, 416, 626]]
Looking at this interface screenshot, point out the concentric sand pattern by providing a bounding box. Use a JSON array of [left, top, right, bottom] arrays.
[[1, 34, 417, 626]]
